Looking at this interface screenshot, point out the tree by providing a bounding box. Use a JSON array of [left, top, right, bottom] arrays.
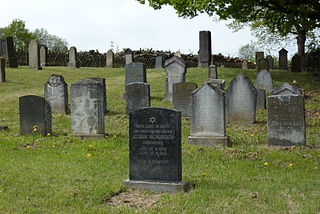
[[33, 28, 68, 52], [238, 43, 257, 61]]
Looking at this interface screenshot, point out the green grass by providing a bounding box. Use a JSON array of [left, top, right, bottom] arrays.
[[0, 66, 319, 213]]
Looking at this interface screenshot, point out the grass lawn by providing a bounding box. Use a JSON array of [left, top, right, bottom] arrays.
[[0, 66, 319, 213]]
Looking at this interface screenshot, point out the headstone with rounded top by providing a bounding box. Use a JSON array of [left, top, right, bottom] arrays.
[[291, 54, 302, 72], [208, 65, 217, 79], [256, 69, 273, 92], [106, 49, 114, 68], [266, 55, 274, 70], [124, 48, 134, 64], [68, 46, 79, 68]]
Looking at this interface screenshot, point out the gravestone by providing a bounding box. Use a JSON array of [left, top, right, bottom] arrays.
[[0, 37, 18, 68], [188, 83, 230, 147], [163, 56, 187, 101], [226, 73, 257, 124], [208, 65, 217, 79], [242, 60, 248, 69], [106, 49, 114, 68], [123, 107, 188, 192], [172, 82, 198, 117], [255, 52, 264, 64], [291, 54, 302, 72], [68, 46, 79, 68], [19, 95, 52, 136], [40, 45, 48, 67], [271, 82, 302, 95], [198, 31, 212, 67], [0, 57, 6, 82], [28, 40, 42, 70], [125, 83, 150, 115], [155, 56, 164, 69], [266, 55, 274, 70], [256, 89, 266, 109], [82, 77, 107, 114], [268, 94, 306, 146], [125, 63, 147, 85], [256, 69, 273, 92], [44, 74, 68, 114], [70, 80, 105, 137], [206, 78, 225, 90], [279, 48, 288, 70], [257, 58, 269, 71], [124, 48, 134, 64]]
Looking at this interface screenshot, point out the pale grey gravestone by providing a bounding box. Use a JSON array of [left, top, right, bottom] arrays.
[[82, 77, 107, 114], [163, 56, 186, 101], [256, 69, 273, 92], [241, 60, 248, 69], [68, 46, 79, 68], [256, 89, 266, 109], [257, 58, 269, 71], [70, 80, 105, 137], [125, 63, 147, 85], [0, 57, 6, 82], [124, 48, 134, 65], [255, 51, 264, 64], [188, 83, 231, 147], [206, 78, 225, 90], [106, 49, 114, 68], [125, 82, 150, 115], [154, 56, 164, 69], [172, 82, 198, 117], [279, 48, 288, 70], [208, 64, 217, 79], [19, 95, 52, 136], [266, 55, 274, 70], [0, 37, 18, 68], [198, 31, 212, 67], [40, 45, 48, 67], [124, 107, 188, 192], [226, 73, 257, 124], [268, 94, 306, 146], [28, 40, 42, 70], [271, 82, 303, 96], [291, 54, 302, 72], [44, 74, 68, 114]]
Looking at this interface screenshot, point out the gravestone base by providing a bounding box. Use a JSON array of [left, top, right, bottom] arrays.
[[0, 125, 8, 130], [188, 136, 231, 147], [123, 179, 188, 193], [34, 67, 42, 70], [198, 62, 209, 67], [72, 133, 107, 139]]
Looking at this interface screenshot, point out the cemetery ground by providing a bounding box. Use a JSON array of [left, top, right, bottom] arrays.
[[0, 66, 319, 213]]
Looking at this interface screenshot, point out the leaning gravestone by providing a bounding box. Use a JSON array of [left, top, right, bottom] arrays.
[[68, 46, 79, 68], [0, 57, 6, 82], [70, 80, 105, 137], [257, 58, 269, 71], [291, 54, 302, 72], [123, 107, 188, 192], [163, 56, 186, 101], [271, 82, 302, 95], [256, 69, 273, 92], [226, 73, 257, 124], [198, 31, 212, 67], [44, 74, 68, 114], [208, 65, 217, 79], [279, 48, 288, 70], [0, 37, 18, 68], [40, 45, 48, 67], [155, 56, 164, 69], [266, 55, 274, 70], [125, 63, 147, 85], [188, 83, 230, 147], [124, 48, 134, 65], [19, 95, 52, 136], [106, 49, 114, 68], [28, 40, 42, 70], [172, 82, 198, 117], [256, 89, 266, 109], [125, 82, 150, 115]]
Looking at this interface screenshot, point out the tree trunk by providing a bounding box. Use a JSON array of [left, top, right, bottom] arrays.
[[296, 31, 306, 71]]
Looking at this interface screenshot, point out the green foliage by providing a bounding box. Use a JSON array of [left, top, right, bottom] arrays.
[[33, 28, 68, 52], [238, 43, 257, 61]]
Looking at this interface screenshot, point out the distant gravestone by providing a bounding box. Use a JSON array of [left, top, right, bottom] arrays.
[[226, 73, 257, 124], [257, 58, 269, 71], [279, 48, 288, 70], [124, 107, 188, 192], [163, 56, 186, 101], [124, 48, 134, 64], [125, 82, 150, 115], [208, 65, 217, 79], [271, 82, 302, 96], [19, 95, 52, 136], [242, 60, 248, 69], [0, 57, 5, 82], [106, 49, 114, 68], [0, 37, 18, 68], [188, 83, 230, 147], [198, 31, 212, 67], [125, 63, 147, 85], [28, 40, 42, 70], [70, 80, 105, 137], [268, 94, 306, 146], [291, 54, 302, 72], [255, 52, 264, 64], [256, 69, 273, 92], [44, 74, 68, 114], [266, 55, 274, 70], [40, 45, 48, 67], [68, 46, 79, 68], [172, 82, 198, 117], [256, 89, 266, 109], [155, 56, 164, 69], [206, 79, 225, 90]]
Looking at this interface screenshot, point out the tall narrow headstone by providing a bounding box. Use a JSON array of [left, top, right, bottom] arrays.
[[124, 48, 134, 64], [155, 56, 164, 69], [271, 82, 302, 96], [68, 46, 79, 68], [226, 73, 257, 124], [28, 40, 42, 70], [198, 31, 212, 67], [124, 107, 188, 192], [188, 83, 230, 147], [0, 37, 18, 68], [266, 55, 274, 70], [208, 65, 217, 79], [125, 82, 150, 115], [256, 69, 273, 92], [0, 57, 6, 82], [40, 45, 48, 67], [19, 95, 52, 136], [163, 56, 186, 101], [106, 49, 114, 68], [44, 74, 68, 114], [125, 63, 147, 85], [291, 54, 302, 72], [255, 52, 264, 65], [257, 58, 269, 71], [172, 82, 198, 117], [279, 48, 288, 70]]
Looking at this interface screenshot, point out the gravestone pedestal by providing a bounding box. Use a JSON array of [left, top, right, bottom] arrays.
[[123, 180, 188, 193], [188, 136, 230, 147]]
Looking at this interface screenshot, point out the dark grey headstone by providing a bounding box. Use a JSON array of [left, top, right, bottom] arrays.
[[125, 83, 150, 115], [256, 69, 273, 92], [40, 45, 48, 67], [125, 63, 147, 85], [124, 48, 134, 64], [279, 48, 288, 70], [28, 40, 42, 70], [268, 95, 306, 146], [266, 55, 274, 70], [208, 65, 217, 79], [255, 52, 264, 64], [0, 37, 18, 68], [0, 57, 6, 82], [257, 58, 269, 71], [198, 31, 212, 67], [19, 95, 51, 136], [106, 49, 114, 68], [44, 74, 68, 114], [256, 89, 266, 109], [271, 82, 302, 96], [68, 46, 79, 68], [172, 82, 198, 117], [291, 54, 302, 72], [155, 56, 164, 69]]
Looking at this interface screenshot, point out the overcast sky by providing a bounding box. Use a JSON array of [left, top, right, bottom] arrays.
[[1, 0, 295, 56]]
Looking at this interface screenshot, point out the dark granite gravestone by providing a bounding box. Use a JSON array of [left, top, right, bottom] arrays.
[[271, 82, 302, 96], [28, 40, 42, 70], [124, 107, 188, 192], [124, 48, 134, 64], [125, 63, 147, 86], [0, 57, 6, 82], [268, 94, 306, 146], [40, 45, 48, 67], [208, 65, 217, 79], [188, 83, 230, 147], [291, 54, 302, 72], [256, 89, 266, 109], [279, 48, 288, 70], [255, 52, 264, 65], [256, 69, 273, 92], [257, 58, 269, 71], [266, 55, 274, 70], [0, 37, 18, 68], [198, 31, 212, 67], [172, 82, 198, 117], [19, 95, 52, 136], [106, 49, 114, 68], [44, 74, 68, 114], [155, 56, 164, 69], [68, 46, 79, 68], [125, 82, 150, 115]]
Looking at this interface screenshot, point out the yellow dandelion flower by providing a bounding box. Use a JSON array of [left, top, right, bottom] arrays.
[[243, 131, 247, 135], [263, 162, 269, 166], [249, 134, 255, 137], [47, 133, 51, 136], [113, 135, 117, 138], [86, 153, 92, 157], [201, 172, 207, 176], [88, 144, 93, 148], [289, 163, 294, 167], [33, 128, 37, 132], [26, 145, 31, 149]]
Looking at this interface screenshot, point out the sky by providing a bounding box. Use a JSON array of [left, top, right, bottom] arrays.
[[1, 0, 295, 57]]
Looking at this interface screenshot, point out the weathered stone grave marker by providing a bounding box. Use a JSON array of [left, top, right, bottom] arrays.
[[256, 69, 273, 92], [155, 56, 164, 69], [198, 31, 212, 67], [40, 45, 48, 67], [124, 48, 134, 64], [256, 89, 266, 109], [125, 82, 150, 115], [266, 55, 274, 70], [28, 40, 42, 70], [271, 82, 302, 96], [125, 63, 147, 85], [291, 54, 302, 72], [172, 82, 198, 117], [68, 46, 79, 68], [106, 49, 114, 68], [208, 65, 217, 79], [206, 79, 225, 90], [279, 48, 288, 70], [0, 37, 18, 68], [0, 57, 6, 82], [257, 58, 269, 71], [242, 60, 248, 69], [87, 77, 107, 114], [255, 51, 264, 64]]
